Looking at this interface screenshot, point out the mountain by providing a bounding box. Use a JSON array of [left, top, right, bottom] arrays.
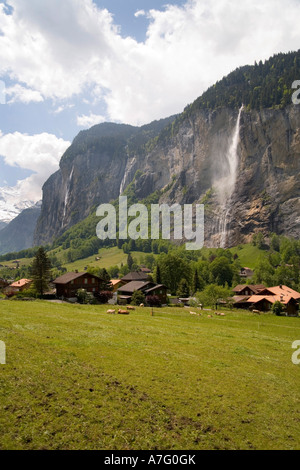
[[34, 50, 300, 248], [0, 202, 41, 255], [0, 185, 35, 224], [0, 221, 7, 232]]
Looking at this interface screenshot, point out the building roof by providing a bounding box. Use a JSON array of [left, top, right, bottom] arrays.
[[232, 295, 251, 304], [232, 284, 265, 294], [259, 285, 300, 300], [118, 281, 152, 294], [140, 267, 152, 273], [110, 279, 122, 286], [121, 272, 149, 282], [246, 295, 290, 305], [145, 284, 167, 294], [9, 279, 32, 288], [53, 272, 103, 285]]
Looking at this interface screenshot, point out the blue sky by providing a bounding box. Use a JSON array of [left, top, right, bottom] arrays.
[[0, 0, 299, 213]]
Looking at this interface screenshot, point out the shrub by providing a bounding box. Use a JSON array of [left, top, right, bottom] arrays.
[[96, 291, 113, 304], [76, 289, 94, 305], [272, 301, 284, 316], [131, 291, 146, 306]]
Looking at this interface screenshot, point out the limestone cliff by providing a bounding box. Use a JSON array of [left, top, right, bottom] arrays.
[[34, 104, 300, 248]]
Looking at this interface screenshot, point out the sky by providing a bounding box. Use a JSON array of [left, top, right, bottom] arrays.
[[0, 0, 300, 213]]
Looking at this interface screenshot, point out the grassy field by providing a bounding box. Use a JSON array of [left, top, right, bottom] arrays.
[[62, 248, 150, 272], [0, 243, 264, 276], [0, 301, 299, 450], [0, 247, 152, 274]]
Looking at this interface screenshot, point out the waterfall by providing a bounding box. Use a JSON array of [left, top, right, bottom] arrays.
[[119, 158, 136, 195], [62, 166, 74, 227], [218, 106, 243, 248]]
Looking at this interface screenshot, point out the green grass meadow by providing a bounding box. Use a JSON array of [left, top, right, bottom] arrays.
[[0, 301, 299, 450]]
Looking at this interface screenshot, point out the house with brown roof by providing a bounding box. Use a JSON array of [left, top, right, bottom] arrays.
[[240, 267, 254, 279], [233, 284, 266, 296], [53, 272, 104, 299], [121, 271, 150, 284], [117, 281, 168, 305], [234, 284, 300, 316]]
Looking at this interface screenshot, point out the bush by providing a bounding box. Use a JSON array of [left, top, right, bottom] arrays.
[[131, 291, 146, 306], [76, 289, 95, 305], [95, 291, 113, 304], [272, 301, 284, 316]]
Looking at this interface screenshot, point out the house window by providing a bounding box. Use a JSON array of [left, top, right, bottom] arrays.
[[71, 280, 74, 285], [85, 279, 88, 285], [92, 278, 95, 284]]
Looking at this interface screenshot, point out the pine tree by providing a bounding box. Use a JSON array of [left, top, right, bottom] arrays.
[[156, 264, 162, 284], [30, 247, 52, 297], [98, 268, 112, 291], [127, 253, 134, 271], [193, 269, 201, 293]]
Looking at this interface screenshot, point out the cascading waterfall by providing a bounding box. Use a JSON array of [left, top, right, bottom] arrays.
[[62, 166, 74, 227], [218, 106, 243, 247]]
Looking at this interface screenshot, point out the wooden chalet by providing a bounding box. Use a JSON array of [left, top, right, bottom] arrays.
[[233, 284, 266, 296], [117, 280, 168, 305], [233, 284, 300, 316], [121, 272, 150, 284], [53, 272, 104, 299]]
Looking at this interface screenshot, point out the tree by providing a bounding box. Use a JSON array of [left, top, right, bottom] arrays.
[[158, 253, 191, 295], [193, 269, 204, 293], [127, 253, 134, 271], [131, 290, 146, 306], [155, 264, 162, 284], [176, 279, 190, 298], [272, 301, 284, 316], [209, 256, 234, 287], [196, 284, 232, 308], [98, 268, 113, 291], [30, 247, 52, 297]]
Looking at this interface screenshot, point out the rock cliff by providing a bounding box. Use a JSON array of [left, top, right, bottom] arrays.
[[34, 104, 300, 248]]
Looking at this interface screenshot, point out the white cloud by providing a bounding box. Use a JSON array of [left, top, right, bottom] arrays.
[[134, 10, 146, 18], [6, 84, 44, 104], [77, 113, 106, 128], [0, 131, 70, 202], [52, 104, 75, 114], [0, 0, 300, 124]]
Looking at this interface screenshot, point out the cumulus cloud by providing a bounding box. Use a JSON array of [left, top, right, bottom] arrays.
[[0, 0, 300, 125], [6, 84, 44, 104], [77, 113, 106, 128], [0, 131, 70, 202]]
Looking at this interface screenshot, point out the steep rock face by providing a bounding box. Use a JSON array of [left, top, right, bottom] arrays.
[[34, 105, 300, 247], [124, 105, 300, 247], [34, 119, 175, 245]]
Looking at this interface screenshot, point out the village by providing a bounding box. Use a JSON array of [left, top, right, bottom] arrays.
[[1, 264, 299, 316]]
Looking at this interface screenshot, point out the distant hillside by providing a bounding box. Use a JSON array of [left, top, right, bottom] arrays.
[[0, 203, 41, 255]]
